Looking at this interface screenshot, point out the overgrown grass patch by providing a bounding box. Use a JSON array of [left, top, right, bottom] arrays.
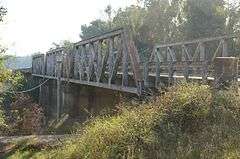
[[9, 83, 240, 159]]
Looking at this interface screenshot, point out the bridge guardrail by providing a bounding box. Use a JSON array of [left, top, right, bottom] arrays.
[[144, 35, 240, 88]]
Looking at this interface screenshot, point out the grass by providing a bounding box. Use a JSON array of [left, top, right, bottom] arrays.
[[7, 83, 240, 159]]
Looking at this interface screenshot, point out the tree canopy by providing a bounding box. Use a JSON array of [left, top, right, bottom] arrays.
[[0, 5, 23, 131], [80, 0, 240, 47], [80, 20, 111, 39]]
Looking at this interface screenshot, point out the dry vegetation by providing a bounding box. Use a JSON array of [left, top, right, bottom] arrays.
[[1, 94, 45, 136], [6, 83, 240, 159]]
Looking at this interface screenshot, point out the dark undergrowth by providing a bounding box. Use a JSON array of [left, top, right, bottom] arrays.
[[7, 83, 240, 159]]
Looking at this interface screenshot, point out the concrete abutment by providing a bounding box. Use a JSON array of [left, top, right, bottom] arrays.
[[38, 80, 129, 123]]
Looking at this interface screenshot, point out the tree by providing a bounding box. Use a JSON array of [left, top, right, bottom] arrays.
[[113, 6, 147, 46], [80, 20, 110, 39], [105, 5, 113, 29], [79, 1, 183, 59], [0, 5, 9, 122], [78, 0, 240, 59], [225, 0, 240, 35], [183, 0, 227, 39], [141, 0, 184, 43], [224, 1, 240, 56], [0, 5, 23, 134]]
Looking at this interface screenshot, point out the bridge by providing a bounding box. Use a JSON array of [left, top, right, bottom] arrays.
[[29, 28, 239, 120], [32, 28, 239, 94]]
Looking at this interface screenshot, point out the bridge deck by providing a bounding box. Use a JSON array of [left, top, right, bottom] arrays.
[[32, 74, 139, 94], [32, 72, 240, 95]]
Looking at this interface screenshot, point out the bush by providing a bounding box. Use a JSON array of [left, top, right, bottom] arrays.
[[8, 94, 45, 135], [9, 83, 240, 159], [0, 108, 8, 134], [0, 70, 24, 135]]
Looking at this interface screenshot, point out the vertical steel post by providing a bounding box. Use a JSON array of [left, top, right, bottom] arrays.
[[39, 83, 42, 105], [56, 54, 62, 121]]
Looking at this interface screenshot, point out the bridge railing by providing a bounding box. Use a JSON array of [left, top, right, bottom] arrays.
[[32, 28, 144, 95], [144, 35, 240, 87], [238, 59, 240, 78], [32, 54, 45, 75], [32, 30, 239, 94]]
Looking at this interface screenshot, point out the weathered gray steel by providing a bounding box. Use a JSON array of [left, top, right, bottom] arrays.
[[75, 28, 124, 46], [237, 58, 240, 79], [147, 35, 239, 88], [32, 54, 45, 75], [32, 29, 240, 95], [32, 74, 138, 94], [155, 35, 237, 48], [32, 28, 143, 95], [56, 57, 61, 120]]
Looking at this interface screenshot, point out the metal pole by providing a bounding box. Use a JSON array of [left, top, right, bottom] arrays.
[[39, 83, 42, 105], [56, 54, 62, 121]]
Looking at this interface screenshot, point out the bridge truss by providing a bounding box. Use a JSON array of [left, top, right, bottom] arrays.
[[145, 35, 240, 88], [32, 28, 240, 96], [32, 28, 143, 95]]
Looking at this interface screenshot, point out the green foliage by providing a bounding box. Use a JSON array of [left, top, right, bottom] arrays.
[[183, 0, 226, 39], [80, 20, 111, 39], [0, 108, 7, 133], [9, 83, 240, 159], [0, 61, 23, 135], [78, 0, 240, 59], [113, 6, 146, 38], [113, 6, 148, 55], [0, 30, 24, 136], [80, 0, 240, 49]]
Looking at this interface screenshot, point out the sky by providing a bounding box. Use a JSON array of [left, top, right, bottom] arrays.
[[0, 0, 137, 56]]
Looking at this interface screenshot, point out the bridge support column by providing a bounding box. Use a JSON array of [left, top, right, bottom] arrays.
[[214, 57, 238, 89], [87, 88, 96, 116], [62, 83, 81, 119]]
